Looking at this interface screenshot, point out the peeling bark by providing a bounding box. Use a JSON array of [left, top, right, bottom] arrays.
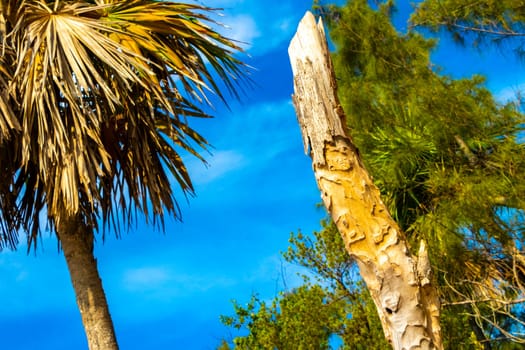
[[56, 216, 119, 350], [288, 12, 442, 350]]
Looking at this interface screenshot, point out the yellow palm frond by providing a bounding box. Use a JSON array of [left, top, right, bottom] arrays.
[[0, 0, 247, 249]]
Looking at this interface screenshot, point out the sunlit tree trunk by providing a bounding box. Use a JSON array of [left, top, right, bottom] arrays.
[[56, 216, 119, 350], [288, 12, 442, 350]]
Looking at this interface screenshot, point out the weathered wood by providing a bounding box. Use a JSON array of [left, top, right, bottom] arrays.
[[289, 11, 442, 350]]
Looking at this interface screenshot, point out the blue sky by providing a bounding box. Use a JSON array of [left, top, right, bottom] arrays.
[[1, 1, 525, 349]]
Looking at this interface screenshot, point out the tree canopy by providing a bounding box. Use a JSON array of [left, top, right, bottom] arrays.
[[410, 0, 525, 56], [319, 0, 525, 344], [220, 221, 390, 350]]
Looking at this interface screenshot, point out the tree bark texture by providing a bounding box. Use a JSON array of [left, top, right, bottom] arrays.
[[288, 12, 442, 350], [56, 216, 119, 350]]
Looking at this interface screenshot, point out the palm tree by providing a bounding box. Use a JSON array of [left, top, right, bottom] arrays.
[[0, 1, 246, 349]]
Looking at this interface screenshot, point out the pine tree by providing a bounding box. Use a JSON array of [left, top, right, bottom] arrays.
[[410, 0, 525, 56], [319, 0, 525, 345]]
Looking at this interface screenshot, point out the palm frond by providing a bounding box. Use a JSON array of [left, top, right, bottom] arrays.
[[0, 0, 247, 249]]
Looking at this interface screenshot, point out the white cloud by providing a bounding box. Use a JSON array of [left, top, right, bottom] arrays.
[[179, 99, 309, 202], [277, 17, 292, 33], [190, 2, 304, 55], [0, 256, 27, 285], [188, 149, 245, 186], [185, 2, 260, 50], [219, 14, 260, 50], [217, 99, 301, 160], [122, 265, 236, 296], [242, 254, 311, 290], [123, 267, 171, 290], [495, 83, 525, 103]]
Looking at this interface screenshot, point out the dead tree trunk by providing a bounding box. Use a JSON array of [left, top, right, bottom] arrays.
[[288, 12, 442, 350]]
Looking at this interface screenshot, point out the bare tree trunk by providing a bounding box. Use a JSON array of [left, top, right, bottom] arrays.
[[288, 12, 442, 350], [56, 215, 119, 350]]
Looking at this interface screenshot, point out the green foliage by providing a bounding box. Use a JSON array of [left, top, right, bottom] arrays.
[[284, 220, 353, 289], [217, 340, 232, 350], [220, 221, 390, 350], [285, 222, 389, 350], [222, 220, 520, 349], [221, 286, 337, 350], [410, 0, 525, 55], [440, 306, 485, 349], [318, 0, 525, 345]]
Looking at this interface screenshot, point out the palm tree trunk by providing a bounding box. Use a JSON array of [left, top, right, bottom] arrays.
[[289, 12, 442, 349], [56, 215, 119, 350]]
